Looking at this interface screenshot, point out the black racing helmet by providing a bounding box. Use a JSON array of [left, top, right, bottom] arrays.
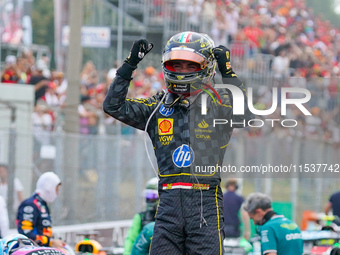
[[162, 31, 216, 94]]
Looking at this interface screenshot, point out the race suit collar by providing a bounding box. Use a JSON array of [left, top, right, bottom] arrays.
[[261, 210, 277, 225]]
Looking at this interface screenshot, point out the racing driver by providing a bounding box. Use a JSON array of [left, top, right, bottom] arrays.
[[16, 172, 64, 249], [103, 31, 252, 254]]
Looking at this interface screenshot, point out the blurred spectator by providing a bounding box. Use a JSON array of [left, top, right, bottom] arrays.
[[0, 195, 9, 238], [305, 107, 322, 136], [28, 60, 50, 105], [176, 0, 189, 12], [55, 73, 68, 104], [81, 60, 98, 93], [1, 55, 20, 84], [79, 95, 91, 134], [223, 179, 251, 240], [289, 69, 307, 92], [1, 1, 23, 45], [243, 20, 264, 48], [41, 83, 60, 108], [0, 164, 24, 213], [255, 85, 273, 108], [143, 66, 157, 96], [16, 55, 30, 84], [224, 3, 239, 44], [33, 104, 53, 131], [272, 49, 290, 82], [106, 61, 119, 88], [187, 0, 201, 31], [153, 0, 163, 16], [39, 55, 51, 79], [201, 0, 216, 35], [212, 10, 228, 46], [38, 71, 65, 110], [325, 190, 340, 225], [24, 49, 36, 69], [79, 96, 99, 135], [326, 75, 339, 111], [32, 103, 54, 145], [133, 81, 147, 98], [306, 75, 321, 108]]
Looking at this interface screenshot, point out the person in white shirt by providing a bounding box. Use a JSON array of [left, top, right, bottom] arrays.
[[0, 195, 9, 238], [272, 49, 290, 80], [201, 0, 216, 34], [225, 3, 239, 44], [0, 164, 24, 213]]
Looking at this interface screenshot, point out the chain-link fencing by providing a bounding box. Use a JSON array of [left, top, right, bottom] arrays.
[[0, 129, 330, 227]]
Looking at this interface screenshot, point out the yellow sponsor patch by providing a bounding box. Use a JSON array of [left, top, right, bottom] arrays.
[[192, 183, 210, 190], [159, 135, 173, 146], [158, 118, 173, 135], [198, 119, 209, 128], [21, 220, 33, 230], [22, 220, 33, 226]]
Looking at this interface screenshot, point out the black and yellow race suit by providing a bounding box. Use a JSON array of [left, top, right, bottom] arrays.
[[103, 70, 252, 254]]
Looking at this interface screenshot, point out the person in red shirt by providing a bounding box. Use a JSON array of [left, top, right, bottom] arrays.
[[1, 55, 20, 84], [243, 20, 264, 48]]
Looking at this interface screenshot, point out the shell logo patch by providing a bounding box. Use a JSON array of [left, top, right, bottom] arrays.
[[158, 118, 173, 135]]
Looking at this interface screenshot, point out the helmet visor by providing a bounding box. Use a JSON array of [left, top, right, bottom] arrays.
[[145, 189, 159, 200], [163, 49, 208, 69]]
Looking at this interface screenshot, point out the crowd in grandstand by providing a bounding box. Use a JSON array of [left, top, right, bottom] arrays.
[[0, 52, 165, 136], [0, 0, 339, 142]]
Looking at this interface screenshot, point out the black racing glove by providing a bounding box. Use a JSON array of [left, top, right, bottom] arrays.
[[117, 39, 154, 80], [213, 45, 235, 77], [125, 39, 154, 66]]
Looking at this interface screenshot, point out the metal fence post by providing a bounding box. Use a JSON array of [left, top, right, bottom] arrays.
[[264, 135, 273, 196], [54, 130, 64, 225], [291, 136, 301, 222], [7, 106, 16, 227]]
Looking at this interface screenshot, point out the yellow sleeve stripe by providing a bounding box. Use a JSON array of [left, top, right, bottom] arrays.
[[126, 98, 158, 106], [220, 144, 228, 149]]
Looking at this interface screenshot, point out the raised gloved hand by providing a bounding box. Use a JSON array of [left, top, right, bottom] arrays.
[[117, 39, 154, 80], [125, 39, 154, 66], [213, 45, 234, 76]]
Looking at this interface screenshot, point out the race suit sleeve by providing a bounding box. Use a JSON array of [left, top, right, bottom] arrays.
[[219, 71, 254, 128], [260, 225, 277, 254], [131, 222, 155, 255], [0, 196, 9, 238], [17, 202, 51, 246], [123, 213, 142, 255], [103, 73, 163, 131]]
